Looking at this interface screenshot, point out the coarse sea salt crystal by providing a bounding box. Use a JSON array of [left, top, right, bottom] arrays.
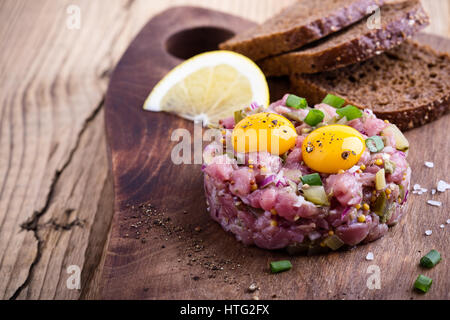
[[366, 252, 374, 261], [425, 230, 432, 236], [440, 224, 445, 229], [437, 180, 450, 192], [431, 189, 436, 195], [413, 184, 421, 190], [424, 161, 434, 168], [447, 219, 450, 224], [427, 200, 442, 207]]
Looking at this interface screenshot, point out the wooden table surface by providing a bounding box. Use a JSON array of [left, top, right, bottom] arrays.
[[0, 0, 449, 300]]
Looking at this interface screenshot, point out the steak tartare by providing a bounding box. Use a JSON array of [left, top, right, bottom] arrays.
[[203, 94, 411, 253]]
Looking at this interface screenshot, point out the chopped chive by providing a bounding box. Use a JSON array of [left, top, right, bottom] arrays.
[[414, 274, 432, 293], [270, 260, 292, 273], [420, 250, 441, 268], [304, 109, 324, 126], [286, 94, 307, 109], [365, 136, 385, 153], [301, 173, 322, 186], [336, 105, 363, 121], [322, 94, 346, 108]]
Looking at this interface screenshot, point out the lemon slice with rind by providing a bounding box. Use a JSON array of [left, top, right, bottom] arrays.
[[143, 51, 269, 126]]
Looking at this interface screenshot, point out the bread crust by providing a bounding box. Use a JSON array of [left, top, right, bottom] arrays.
[[260, 0, 429, 76], [290, 41, 450, 131], [291, 75, 450, 130], [219, 0, 383, 61]]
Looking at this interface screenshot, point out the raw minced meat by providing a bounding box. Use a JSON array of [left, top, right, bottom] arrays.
[[204, 95, 411, 253]]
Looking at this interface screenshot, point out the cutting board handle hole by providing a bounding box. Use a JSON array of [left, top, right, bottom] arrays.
[[166, 26, 235, 60]]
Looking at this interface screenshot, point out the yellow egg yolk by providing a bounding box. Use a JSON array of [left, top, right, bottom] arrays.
[[302, 125, 366, 174], [232, 113, 297, 155]]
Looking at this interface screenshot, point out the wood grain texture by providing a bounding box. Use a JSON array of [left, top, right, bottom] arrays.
[[100, 6, 450, 299], [0, 0, 448, 300]]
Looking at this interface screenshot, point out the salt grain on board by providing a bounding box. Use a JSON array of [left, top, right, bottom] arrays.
[[440, 224, 445, 229], [424, 161, 434, 168], [427, 200, 442, 207], [366, 252, 374, 261], [447, 219, 450, 224], [425, 230, 432, 236], [437, 180, 450, 192]]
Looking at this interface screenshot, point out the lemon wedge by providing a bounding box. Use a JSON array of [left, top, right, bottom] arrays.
[[143, 51, 269, 126]]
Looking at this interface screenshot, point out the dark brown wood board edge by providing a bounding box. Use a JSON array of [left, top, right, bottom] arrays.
[[100, 6, 257, 299], [100, 4, 450, 300]]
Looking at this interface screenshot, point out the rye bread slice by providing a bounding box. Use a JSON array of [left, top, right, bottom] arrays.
[[260, 0, 429, 76], [219, 0, 384, 61], [290, 41, 450, 130]]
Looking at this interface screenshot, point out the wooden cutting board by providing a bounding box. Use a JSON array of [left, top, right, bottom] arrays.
[[100, 6, 450, 300]]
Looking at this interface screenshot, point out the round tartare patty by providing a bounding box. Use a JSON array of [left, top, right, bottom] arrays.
[[203, 94, 411, 253]]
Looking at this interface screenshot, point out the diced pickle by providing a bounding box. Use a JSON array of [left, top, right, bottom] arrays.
[[373, 191, 394, 223], [324, 235, 345, 251], [382, 124, 409, 151], [399, 184, 406, 202], [375, 169, 386, 190], [303, 186, 330, 206], [234, 110, 244, 124], [373, 191, 388, 216], [286, 243, 309, 255], [381, 204, 394, 224]]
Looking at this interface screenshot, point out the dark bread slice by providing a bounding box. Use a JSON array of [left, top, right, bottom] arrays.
[[260, 0, 429, 76], [219, 0, 384, 61], [290, 41, 450, 130]]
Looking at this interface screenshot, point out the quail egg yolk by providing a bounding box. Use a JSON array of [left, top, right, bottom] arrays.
[[232, 113, 297, 155], [302, 125, 366, 174]]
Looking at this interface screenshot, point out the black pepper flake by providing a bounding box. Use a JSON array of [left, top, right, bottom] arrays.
[[271, 120, 278, 125], [341, 151, 351, 160]]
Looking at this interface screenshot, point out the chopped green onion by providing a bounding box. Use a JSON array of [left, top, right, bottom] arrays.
[[234, 110, 244, 124], [414, 274, 432, 293], [304, 109, 324, 126], [301, 173, 322, 186], [420, 250, 441, 268], [270, 260, 292, 273], [336, 105, 363, 121], [322, 94, 345, 108], [286, 94, 307, 109], [365, 136, 385, 153]]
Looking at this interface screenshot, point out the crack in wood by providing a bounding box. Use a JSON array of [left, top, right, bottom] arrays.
[[45, 218, 85, 231], [8, 98, 105, 300]]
